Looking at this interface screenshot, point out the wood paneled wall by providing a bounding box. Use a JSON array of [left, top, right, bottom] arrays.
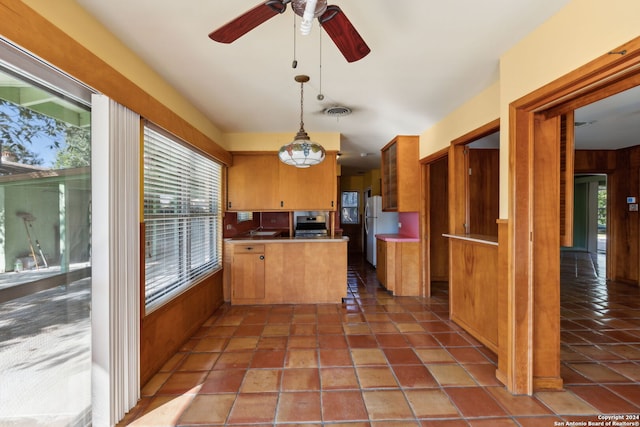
[[429, 157, 449, 282], [610, 146, 640, 284], [574, 150, 616, 173], [468, 149, 500, 236], [141, 272, 224, 384], [574, 147, 639, 285]]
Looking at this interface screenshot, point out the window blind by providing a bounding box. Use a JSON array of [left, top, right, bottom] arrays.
[[143, 125, 222, 312]]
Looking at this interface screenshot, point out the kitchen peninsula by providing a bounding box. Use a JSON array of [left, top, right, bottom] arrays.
[[223, 236, 348, 305], [224, 150, 347, 304]]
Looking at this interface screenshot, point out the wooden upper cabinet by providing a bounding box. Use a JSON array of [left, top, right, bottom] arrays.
[[381, 136, 420, 212], [278, 152, 337, 210], [227, 153, 280, 211], [227, 152, 337, 211]]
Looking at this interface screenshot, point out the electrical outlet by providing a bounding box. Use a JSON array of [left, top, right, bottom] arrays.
[[226, 224, 232, 230]]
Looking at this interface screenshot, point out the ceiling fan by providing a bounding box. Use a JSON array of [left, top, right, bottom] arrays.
[[209, 0, 370, 63]]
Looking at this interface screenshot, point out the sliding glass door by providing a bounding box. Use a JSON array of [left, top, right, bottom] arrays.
[[0, 46, 92, 426]]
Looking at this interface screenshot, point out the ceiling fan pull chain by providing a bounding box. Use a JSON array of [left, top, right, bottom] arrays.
[[318, 27, 324, 100], [292, 12, 298, 68]]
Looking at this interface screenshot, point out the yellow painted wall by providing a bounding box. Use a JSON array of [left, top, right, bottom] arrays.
[[338, 170, 381, 195], [226, 132, 341, 151], [366, 169, 382, 196], [340, 175, 365, 192], [419, 81, 500, 159]]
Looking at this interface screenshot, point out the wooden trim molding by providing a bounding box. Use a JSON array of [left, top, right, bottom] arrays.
[[451, 118, 500, 146], [495, 219, 509, 387], [420, 146, 449, 164], [560, 111, 575, 248], [509, 107, 535, 394], [449, 119, 500, 236]]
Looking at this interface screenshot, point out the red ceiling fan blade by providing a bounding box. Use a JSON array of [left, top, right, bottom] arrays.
[[209, 1, 287, 43], [319, 5, 370, 63]]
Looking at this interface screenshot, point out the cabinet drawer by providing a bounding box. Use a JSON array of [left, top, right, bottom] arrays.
[[234, 244, 265, 254]]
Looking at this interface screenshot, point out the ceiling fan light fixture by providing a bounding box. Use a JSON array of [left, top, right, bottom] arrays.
[[301, 0, 317, 35], [209, 0, 370, 62], [292, 0, 328, 19], [279, 75, 326, 168]]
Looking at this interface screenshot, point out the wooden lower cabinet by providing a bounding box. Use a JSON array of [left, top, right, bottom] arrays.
[[225, 239, 348, 304], [376, 238, 420, 296], [376, 239, 388, 288], [230, 244, 266, 304]]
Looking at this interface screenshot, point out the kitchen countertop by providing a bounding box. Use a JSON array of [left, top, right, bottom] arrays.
[[375, 234, 420, 243], [442, 233, 498, 245], [226, 236, 349, 243]]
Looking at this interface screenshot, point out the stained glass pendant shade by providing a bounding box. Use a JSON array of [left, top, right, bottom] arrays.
[[278, 75, 325, 168]]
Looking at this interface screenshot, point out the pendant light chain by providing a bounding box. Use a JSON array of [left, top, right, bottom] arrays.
[[299, 79, 305, 132]]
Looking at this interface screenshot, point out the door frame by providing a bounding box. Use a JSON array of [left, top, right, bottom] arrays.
[[420, 148, 449, 297], [505, 36, 640, 394]]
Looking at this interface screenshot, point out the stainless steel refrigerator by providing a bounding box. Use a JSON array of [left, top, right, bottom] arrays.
[[364, 195, 398, 266]]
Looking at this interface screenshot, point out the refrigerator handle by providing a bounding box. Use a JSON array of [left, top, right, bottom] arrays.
[[364, 201, 370, 235]]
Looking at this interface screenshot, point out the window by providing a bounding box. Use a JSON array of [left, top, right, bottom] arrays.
[[143, 125, 222, 311], [341, 191, 359, 224], [237, 212, 253, 222]]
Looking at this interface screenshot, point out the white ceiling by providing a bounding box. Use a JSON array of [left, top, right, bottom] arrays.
[[574, 85, 640, 151], [75, 0, 584, 174]]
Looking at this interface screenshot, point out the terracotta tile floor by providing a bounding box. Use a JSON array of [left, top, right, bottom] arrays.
[[120, 252, 640, 426]]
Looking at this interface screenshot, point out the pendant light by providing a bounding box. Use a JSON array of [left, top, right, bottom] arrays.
[[279, 75, 326, 168]]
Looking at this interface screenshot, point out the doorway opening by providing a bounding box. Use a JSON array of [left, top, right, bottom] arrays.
[[508, 35, 640, 394], [567, 174, 607, 274]]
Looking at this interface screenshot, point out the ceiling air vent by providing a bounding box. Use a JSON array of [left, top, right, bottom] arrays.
[[324, 106, 352, 117]]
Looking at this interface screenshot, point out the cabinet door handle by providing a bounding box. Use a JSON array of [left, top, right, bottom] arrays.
[[331, 201, 334, 207], [280, 201, 284, 207], [228, 201, 232, 208], [246, 247, 253, 251], [259, 255, 265, 260]]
